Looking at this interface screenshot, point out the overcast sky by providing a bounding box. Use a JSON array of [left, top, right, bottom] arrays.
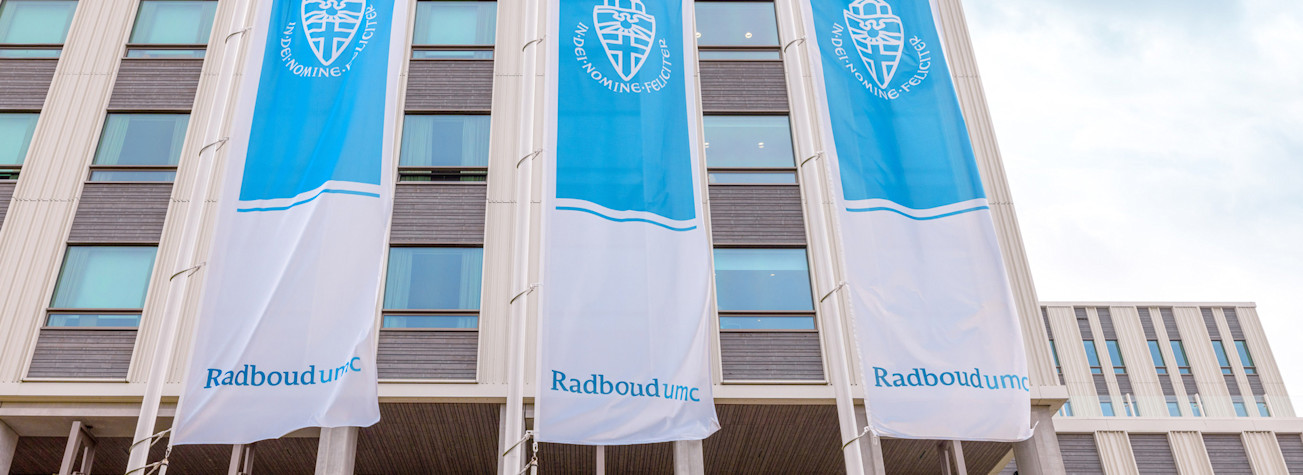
[[960, 1, 1303, 410]]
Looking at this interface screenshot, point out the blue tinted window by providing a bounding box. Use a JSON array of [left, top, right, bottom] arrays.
[[1147, 340, 1167, 374], [713, 248, 813, 312], [51, 246, 157, 309], [1256, 397, 1270, 417], [1233, 401, 1248, 417], [382, 315, 478, 329], [1166, 400, 1181, 417], [400, 115, 491, 167], [719, 316, 814, 330], [1058, 401, 1073, 417], [46, 314, 141, 328], [91, 114, 189, 181], [703, 116, 794, 168], [1083, 341, 1101, 374], [413, 0, 495, 58], [127, 0, 217, 58], [694, 2, 778, 47], [1189, 397, 1202, 417], [384, 248, 483, 310], [0, 0, 77, 57], [1234, 340, 1255, 373], [1170, 340, 1191, 374], [1211, 340, 1232, 374], [0, 113, 38, 165], [1106, 340, 1125, 374], [1049, 340, 1060, 367], [1099, 400, 1114, 417]]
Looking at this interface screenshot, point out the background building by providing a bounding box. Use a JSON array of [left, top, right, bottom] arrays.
[[0, 0, 1298, 473]]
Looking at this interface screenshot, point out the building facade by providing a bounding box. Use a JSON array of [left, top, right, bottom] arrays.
[[0, 0, 1298, 473]]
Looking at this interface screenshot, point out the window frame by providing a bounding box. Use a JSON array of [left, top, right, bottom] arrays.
[[380, 245, 485, 331], [45, 244, 159, 330], [0, 110, 39, 179], [1211, 340, 1233, 375], [693, 1, 782, 61], [397, 113, 491, 182], [87, 111, 190, 183], [1234, 340, 1256, 374], [1083, 340, 1102, 374], [702, 113, 799, 185], [123, 0, 219, 59], [1170, 340, 1192, 375], [1147, 340, 1168, 375], [0, 0, 78, 58], [713, 245, 818, 334], [411, 0, 497, 60], [1105, 339, 1126, 374]]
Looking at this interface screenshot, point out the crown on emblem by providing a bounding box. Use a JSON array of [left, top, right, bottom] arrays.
[[847, 0, 893, 18], [603, 0, 647, 14]]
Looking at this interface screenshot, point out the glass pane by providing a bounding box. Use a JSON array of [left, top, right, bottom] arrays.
[[384, 247, 483, 310], [1257, 400, 1270, 417], [1147, 340, 1165, 367], [382, 315, 478, 329], [46, 314, 141, 327], [130, 0, 218, 45], [400, 115, 491, 167], [125, 48, 207, 58], [707, 171, 796, 184], [411, 49, 493, 59], [698, 50, 780, 60], [1099, 401, 1114, 417], [1083, 341, 1100, 367], [1049, 340, 1059, 366], [92, 114, 190, 166], [1060, 401, 1073, 417], [1106, 340, 1125, 368], [1211, 340, 1230, 367], [1233, 401, 1248, 417], [1170, 340, 1189, 367], [713, 248, 813, 312], [50, 247, 157, 309], [1167, 401, 1181, 417], [414, 1, 496, 45], [719, 316, 814, 330], [1235, 340, 1254, 367], [694, 2, 779, 47], [89, 170, 178, 182], [0, 0, 78, 45], [0, 113, 38, 165], [703, 116, 794, 168], [0, 47, 62, 58], [1190, 402, 1201, 417]]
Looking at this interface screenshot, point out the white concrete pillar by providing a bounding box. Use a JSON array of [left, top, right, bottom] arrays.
[[672, 440, 704, 475], [1167, 431, 1214, 475], [229, 443, 255, 475], [1241, 431, 1288, 474], [1093, 431, 1138, 475], [0, 420, 17, 475], [1011, 406, 1066, 475], [315, 427, 358, 475]]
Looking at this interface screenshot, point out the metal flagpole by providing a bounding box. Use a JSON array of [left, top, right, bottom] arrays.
[[126, 0, 255, 471], [503, 0, 543, 471], [776, 0, 879, 473]]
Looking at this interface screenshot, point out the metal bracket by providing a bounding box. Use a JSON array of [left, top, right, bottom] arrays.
[[800, 151, 823, 167], [225, 27, 251, 43], [517, 149, 542, 168], [819, 281, 847, 303], [200, 137, 230, 156], [510, 283, 540, 305], [522, 35, 546, 52]]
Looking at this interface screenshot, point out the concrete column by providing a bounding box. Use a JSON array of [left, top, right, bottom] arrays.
[[0, 420, 17, 475], [1241, 431, 1288, 474], [1011, 406, 1065, 475], [229, 444, 255, 475], [672, 440, 704, 475], [1167, 431, 1213, 475], [1093, 431, 1138, 475], [595, 445, 605, 474], [315, 427, 358, 475]]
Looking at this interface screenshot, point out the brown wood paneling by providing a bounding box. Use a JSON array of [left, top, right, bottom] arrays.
[[1058, 434, 1104, 474], [1202, 434, 1252, 475], [68, 183, 173, 243], [700, 61, 788, 112], [0, 59, 57, 109], [391, 183, 487, 244], [405, 60, 493, 111], [961, 441, 1015, 475], [705, 404, 841, 474], [538, 443, 597, 473], [27, 329, 136, 379], [708, 185, 805, 245], [1129, 434, 1178, 474], [356, 403, 498, 474], [376, 330, 477, 380], [607, 443, 673, 474], [1278, 433, 1303, 474], [720, 331, 823, 381], [108, 59, 204, 111], [0, 181, 15, 230]]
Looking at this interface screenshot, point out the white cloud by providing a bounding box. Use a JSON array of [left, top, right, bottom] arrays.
[[962, 1, 1303, 410]]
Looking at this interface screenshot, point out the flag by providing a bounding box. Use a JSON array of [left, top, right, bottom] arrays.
[[535, 0, 720, 444], [803, 0, 1032, 441], [172, 0, 407, 444]]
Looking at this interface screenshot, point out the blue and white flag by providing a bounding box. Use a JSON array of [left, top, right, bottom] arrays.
[[536, 0, 719, 445], [173, 0, 407, 444], [802, 0, 1032, 441]]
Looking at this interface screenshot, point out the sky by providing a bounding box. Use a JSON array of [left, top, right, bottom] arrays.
[[960, 1, 1303, 410]]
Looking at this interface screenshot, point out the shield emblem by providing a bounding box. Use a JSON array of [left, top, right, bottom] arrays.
[[302, 0, 367, 66], [843, 0, 904, 89], [593, 0, 656, 82]]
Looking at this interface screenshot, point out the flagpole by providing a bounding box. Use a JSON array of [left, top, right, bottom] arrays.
[[126, 0, 254, 470], [776, 0, 877, 473], [503, 0, 543, 470]]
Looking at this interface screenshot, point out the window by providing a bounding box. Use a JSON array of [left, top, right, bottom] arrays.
[[1235, 340, 1256, 374], [1232, 397, 1249, 417], [1189, 395, 1202, 417], [1211, 340, 1233, 374], [126, 0, 217, 58], [1255, 396, 1270, 417], [412, 0, 496, 59], [0, 0, 77, 58], [713, 248, 814, 330], [1083, 340, 1102, 374], [382, 247, 482, 329], [1105, 340, 1126, 374], [0, 112, 38, 178], [399, 114, 490, 181], [1165, 396, 1181, 417], [703, 115, 796, 184], [694, 1, 780, 60], [1147, 340, 1167, 375], [47, 246, 158, 328], [1123, 397, 1135, 417], [1170, 340, 1191, 374], [90, 113, 189, 181], [1099, 397, 1114, 417], [1057, 400, 1073, 417]]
